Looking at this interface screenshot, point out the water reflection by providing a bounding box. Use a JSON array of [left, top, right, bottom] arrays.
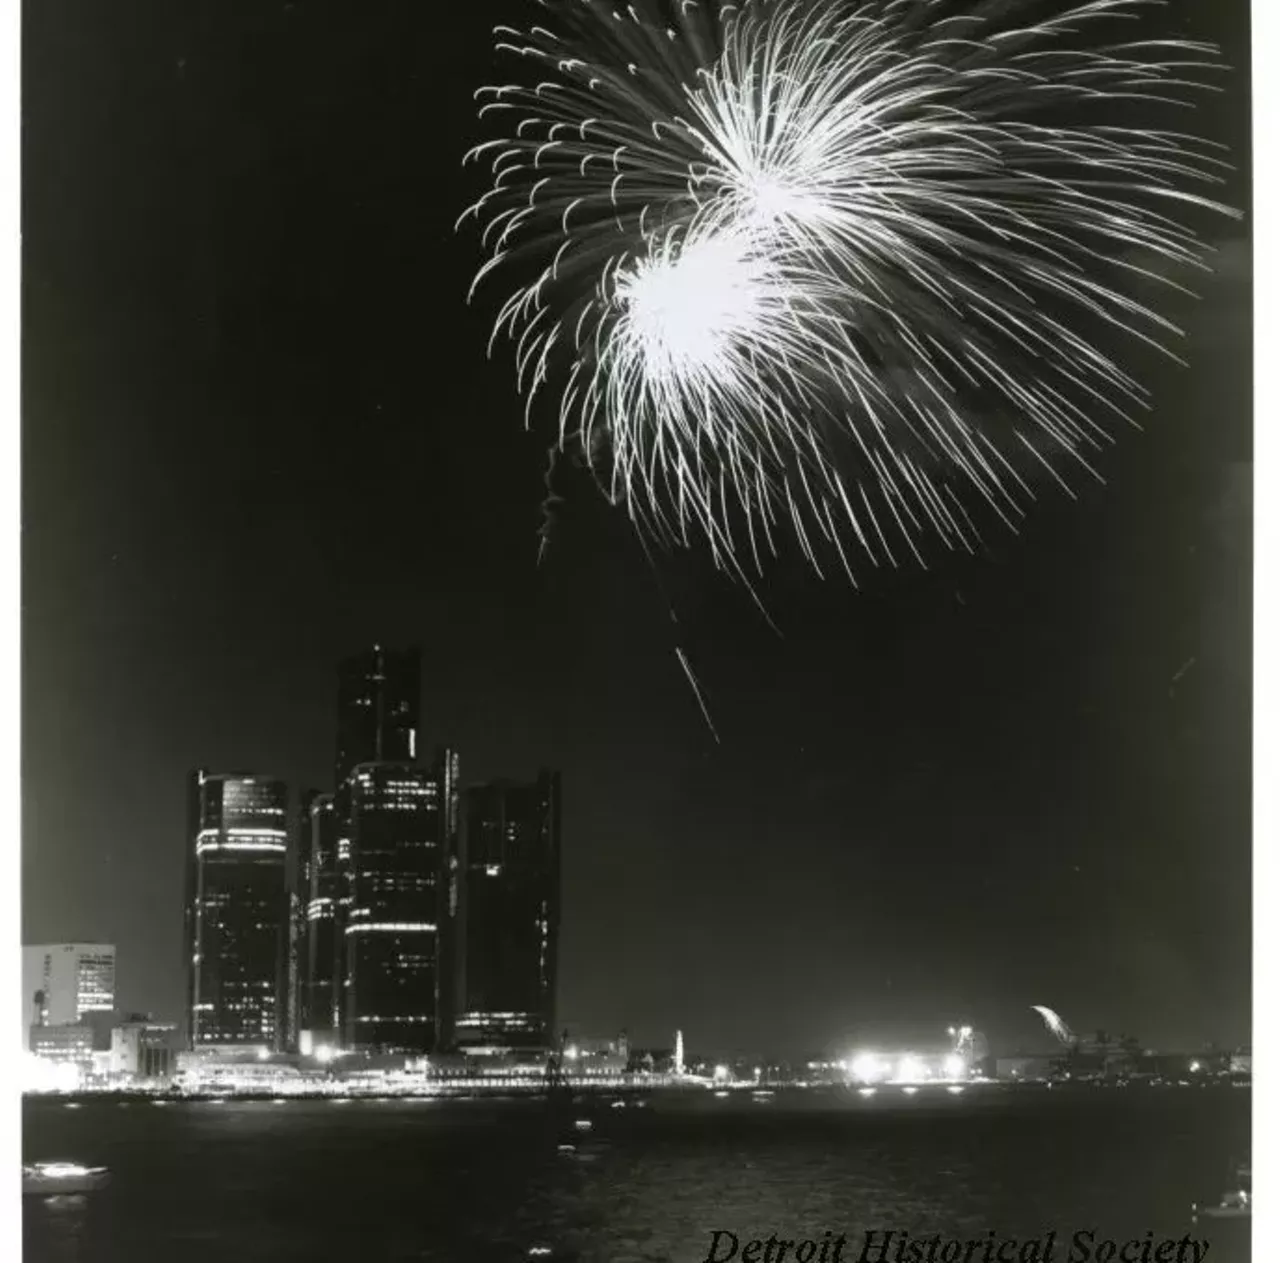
[[24, 1193, 91, 1263]]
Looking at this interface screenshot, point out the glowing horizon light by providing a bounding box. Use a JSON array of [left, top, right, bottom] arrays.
[[21, 1054, 83, 1094], [463, 0, 1238, 587], [849, 1053, 887, 1084], [947, 1085, 966, 1096], [901, 1086, 919, 1097]]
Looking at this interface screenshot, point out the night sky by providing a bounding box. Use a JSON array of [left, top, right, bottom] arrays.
[[22, 0, 1252, 1058]]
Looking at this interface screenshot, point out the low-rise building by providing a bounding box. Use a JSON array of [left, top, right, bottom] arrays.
[[110, 1019, 182, 1081], [29, 1024, 95, 1070], [995, 1055, 1060, 1080]]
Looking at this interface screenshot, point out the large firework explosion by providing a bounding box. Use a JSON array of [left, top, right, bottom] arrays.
[[460, 0, 1238, 584]]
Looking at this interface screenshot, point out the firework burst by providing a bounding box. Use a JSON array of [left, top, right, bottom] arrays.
[[460, 0, 1238, 584]]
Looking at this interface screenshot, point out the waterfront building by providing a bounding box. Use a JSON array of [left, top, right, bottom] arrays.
[[454, 772, 560, 1053], [29, 1023, 95, 1071], [185, 771, 289, 1052], [21, 943, 116, 1048], [435, 745, 462, 1048], [561, 1033, 628, 1076], [339, 762, 444, 1054], [995, 1054, 1061, 1080], [334, 645, 422, 787], [109, 1019, 181, 1080], [299, 791, 341, 1055]]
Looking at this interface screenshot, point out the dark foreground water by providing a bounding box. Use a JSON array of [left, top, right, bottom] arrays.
[[24, 1087, 1250, 1263]]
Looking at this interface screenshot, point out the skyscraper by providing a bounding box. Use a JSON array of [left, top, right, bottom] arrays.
[[334, 645, 421, 787], [339, 763, 444, 1053], [185, 771, 289, 1051], [285, 888, 304, 1053], [455, 771, 561, 1053], [435, 746, 462, 1048], [299, 791, 341, 1054]]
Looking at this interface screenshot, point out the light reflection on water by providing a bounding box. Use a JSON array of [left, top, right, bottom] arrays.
[[23, 1090, 1249, 1263], [25, 1194, 92, 1262]]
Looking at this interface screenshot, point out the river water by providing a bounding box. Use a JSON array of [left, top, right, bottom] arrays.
[[22, 1086, 1250, 1263]]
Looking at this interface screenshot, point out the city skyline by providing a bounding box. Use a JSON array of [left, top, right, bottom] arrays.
[[22, 0, 1252, 1059], [168, 642, 563, 1060]]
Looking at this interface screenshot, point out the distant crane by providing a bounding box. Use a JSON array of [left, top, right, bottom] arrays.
[[544, 1028, 572, 1097]]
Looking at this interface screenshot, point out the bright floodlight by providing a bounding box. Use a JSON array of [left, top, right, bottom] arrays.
[[895, 1055, 928, 1084], [943, 1053, 966, 1079], [21, 1054, 82, 1093], [713, 1064, 732, 1082], [849, 1053, 886, 1084], [314, 1045, 336, 1065]]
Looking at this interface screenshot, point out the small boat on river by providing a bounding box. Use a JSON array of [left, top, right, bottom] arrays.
[[22, 1161, 110, 1197]]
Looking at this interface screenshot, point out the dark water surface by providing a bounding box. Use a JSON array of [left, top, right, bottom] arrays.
[[23, 1088, 1250, 1263]]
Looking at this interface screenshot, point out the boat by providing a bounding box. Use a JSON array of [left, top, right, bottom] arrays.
[[22, 1161, 110, 1197], [1192, 1162, 1251, 1224]]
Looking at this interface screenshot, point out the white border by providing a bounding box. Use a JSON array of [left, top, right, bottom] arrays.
[[0, 0, 1267, 1257], [1, 0, 21, 1251]]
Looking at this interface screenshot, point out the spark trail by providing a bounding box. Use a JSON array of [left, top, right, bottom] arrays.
[[537, 443, 564, 565]]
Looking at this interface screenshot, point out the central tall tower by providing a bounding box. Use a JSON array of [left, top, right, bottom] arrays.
[[321, 645, 459, 1055], [338, 763, 446, 1053], [333, 645, 422, 787]]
